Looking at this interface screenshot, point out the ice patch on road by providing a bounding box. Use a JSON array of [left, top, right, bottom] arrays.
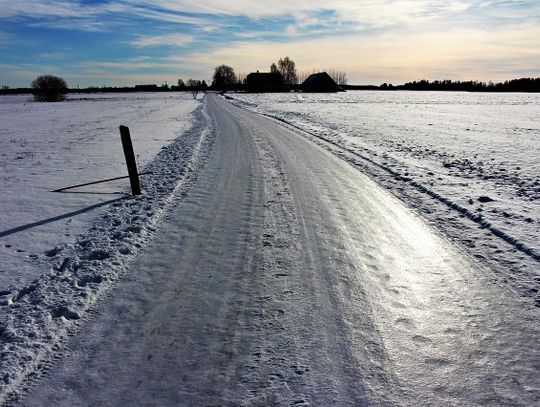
[[226, 94, 540, 306]]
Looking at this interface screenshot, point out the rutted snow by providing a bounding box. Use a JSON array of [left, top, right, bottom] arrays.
[[0, 92, 198, 289], [229, 91, 540, 304], [0, 93, 213, 404]]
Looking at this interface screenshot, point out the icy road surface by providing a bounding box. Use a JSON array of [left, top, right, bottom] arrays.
[[22, 94, 538, 406]]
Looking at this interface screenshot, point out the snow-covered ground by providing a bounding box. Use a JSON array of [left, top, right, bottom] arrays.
[[0, 92, 198, 290], [15, 95, 540, 406], [0, 92, 538, 405], [0, 93, 214, 403], [229, 91, 540, 304]]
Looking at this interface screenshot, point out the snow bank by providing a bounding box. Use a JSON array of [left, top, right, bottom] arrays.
[[0, 93, 214, 404], [228, 92, 540, 305]]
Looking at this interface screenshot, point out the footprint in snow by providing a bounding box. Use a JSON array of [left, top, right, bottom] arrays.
[[85, 249, 110, 261]]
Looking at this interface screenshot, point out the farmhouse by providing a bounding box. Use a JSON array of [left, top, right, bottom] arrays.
[[246, 71, 289, 93], [302, 72, 341, 92]]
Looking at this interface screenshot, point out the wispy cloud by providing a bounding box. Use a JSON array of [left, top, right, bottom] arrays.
[[27, 19, 107, 32], [0, 1, 211, 32], [126, 6, 213, 26], [0, 0, 100, 18], [131, 33, 193, 48], [2, 1, 539, 35], [1, 0, 539, 86], [117, 0, 473, 21], [82, 57, 187, 71]]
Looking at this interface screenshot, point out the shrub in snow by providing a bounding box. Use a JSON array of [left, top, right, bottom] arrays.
[[31, 74, 68, 102]]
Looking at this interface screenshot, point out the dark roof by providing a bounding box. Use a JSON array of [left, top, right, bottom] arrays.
[[245, 72, 289, 93], [302, 72, 339, 92], [246, 72, 284, 84]]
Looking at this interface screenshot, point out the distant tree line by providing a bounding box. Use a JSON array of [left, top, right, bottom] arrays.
[[344, 78, 540, 92], [400, 78, 540, 92], [2, 74, 539, 98], [0, 74, 211, 99]]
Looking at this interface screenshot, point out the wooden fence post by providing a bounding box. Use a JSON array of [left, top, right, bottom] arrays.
[[119, 125, 142, 195]]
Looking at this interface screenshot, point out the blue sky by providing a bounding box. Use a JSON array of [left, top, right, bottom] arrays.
[[1, 0, 539, 87]]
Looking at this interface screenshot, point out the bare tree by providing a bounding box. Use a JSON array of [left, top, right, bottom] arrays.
[[236, 72, 246, 85], [270, 63, 279, 74], [338, 70, 347, 85], [277, 56, 298, 84], [31, 74, 68, 102], [297, 70, 312, 84], [186, 79, 201, 99], [328, 69, 347, 85], [177, 78, 185, 89]]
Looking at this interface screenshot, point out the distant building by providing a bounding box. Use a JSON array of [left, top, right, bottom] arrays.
[[246, 72, 290, 93], [302, 72, 342, 92]]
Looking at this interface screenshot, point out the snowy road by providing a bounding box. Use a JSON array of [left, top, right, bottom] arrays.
[[22, 94, 538, 406]]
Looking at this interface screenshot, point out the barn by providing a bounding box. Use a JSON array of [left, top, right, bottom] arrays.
[[302, 72, 342, 92], [245, 72, 290, 93]]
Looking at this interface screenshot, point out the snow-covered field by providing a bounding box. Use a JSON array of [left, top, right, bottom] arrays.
[[229, 91, 540, 303], [12, 94, 540, 406], [0, 91, 538, 404], [0, 92, 214, 402], [0, 92, 198, 290]]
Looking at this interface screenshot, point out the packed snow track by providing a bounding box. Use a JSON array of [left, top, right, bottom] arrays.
[[20, 94, 539, 406]]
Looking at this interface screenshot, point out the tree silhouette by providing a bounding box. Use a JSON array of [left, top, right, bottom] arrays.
[[236, 72, 247, 85], [277, 57, 297, 84], [31, 74, 68, 102], [186, 79, 201, 99], [396, 78, 540, 92], [212, 64, 236, 90], [270, 63, 279, 74], [297, 70, 313, 84], [328, 69, 347, 85]]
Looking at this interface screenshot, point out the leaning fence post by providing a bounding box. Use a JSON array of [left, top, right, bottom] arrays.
[[119, 125, 142, 195]]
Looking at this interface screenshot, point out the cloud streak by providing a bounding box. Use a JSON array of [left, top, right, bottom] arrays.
[[0, 0, 102, 18], [3, 1, 538, 30], [131, 33, 193, 48]]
